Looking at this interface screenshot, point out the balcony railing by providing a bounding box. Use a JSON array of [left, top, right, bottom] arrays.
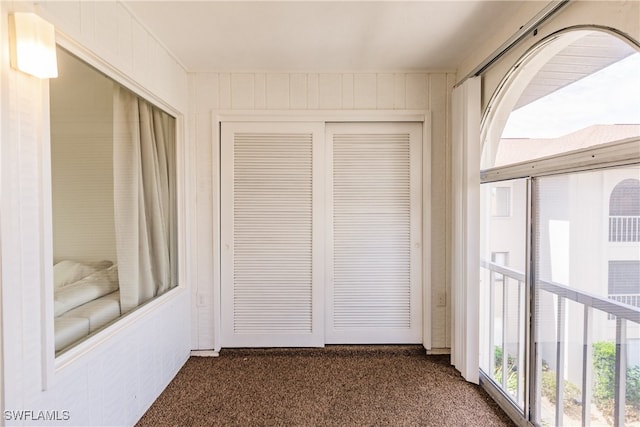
[[481, 260, 640, 426], [480, 260, 526, 408], [609, 293, 640, 308], [609, 216, 640, 242]]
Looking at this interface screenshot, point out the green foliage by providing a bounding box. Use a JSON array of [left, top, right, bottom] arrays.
[[593, 341, 616, 402], [493, 346, 519, 396], [626, 366, 640, 411], [540, 369, 581, 407], [592, 341, 640, 412]]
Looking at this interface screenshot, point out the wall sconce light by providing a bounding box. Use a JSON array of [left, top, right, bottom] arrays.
[[9, 12, 58, 79]]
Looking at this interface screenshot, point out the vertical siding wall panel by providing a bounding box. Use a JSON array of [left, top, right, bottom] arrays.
[[266, 73, 290, 109], [445, 73, 456, 348], [194, 74, 220, 112], [406, 73, 429, 110], [341, 73, 354, 109], [319, 74, 342, 109], [80, 2, 95, 48], [254, 73, 267, 109], [429, 73, 448, 348], [394, 73, 406, 109], [231, 74, 254, 109], [131, 20, 150, 87], [219, 73, 232, 109], [41, 1, 82, 40], [307, 73, 319, 109], [93, 2, 120, 68], [376, 73, 395, 109], [116, 4, 133, 75], [354, 73, 376, 109], [192, 70, 454, 351], [290, 73, 308, 109], [194, 110, 216, 348]]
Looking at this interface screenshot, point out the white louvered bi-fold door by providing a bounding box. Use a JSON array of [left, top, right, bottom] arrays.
[[221, 122, 324, 347], [326, 122, 422, 344]]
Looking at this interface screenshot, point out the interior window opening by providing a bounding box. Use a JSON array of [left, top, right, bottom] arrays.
[[50, 47, 178, 355]]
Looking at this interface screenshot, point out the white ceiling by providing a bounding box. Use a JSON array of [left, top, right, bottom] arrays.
[[123, 1, 529, 72]]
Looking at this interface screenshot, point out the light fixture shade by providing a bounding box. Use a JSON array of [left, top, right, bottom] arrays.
[[9, 13, 58, 79]]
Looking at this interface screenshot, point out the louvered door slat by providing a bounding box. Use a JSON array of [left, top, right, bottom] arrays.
[[326, 123, 422, 344], [221, 123, 323, 347]]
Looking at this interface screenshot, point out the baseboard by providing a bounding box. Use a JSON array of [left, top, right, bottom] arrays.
[[425, 347, 451, 355], [190, 350, 219, 357]]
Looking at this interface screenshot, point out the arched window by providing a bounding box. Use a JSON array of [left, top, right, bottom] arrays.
[[609, 178, 640, 242], [479, 27, 640, 426], [482, 30, 640, 171]]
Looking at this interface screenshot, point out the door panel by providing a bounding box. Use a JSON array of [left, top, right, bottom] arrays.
[[325, 122, 423, 343], [221, 122, 324, 347]]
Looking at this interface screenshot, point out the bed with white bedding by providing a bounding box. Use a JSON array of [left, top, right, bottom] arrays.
[[53, 260, 121, 353]]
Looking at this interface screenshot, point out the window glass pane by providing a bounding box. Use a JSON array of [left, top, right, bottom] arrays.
[[534, 166, 640, 426], [50, 47, 178, 355], [480, 178, 528, 410], [483, 31, 640, 169]]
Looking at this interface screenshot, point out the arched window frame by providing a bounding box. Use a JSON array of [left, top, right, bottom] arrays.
[[481, 26, 640, 178]]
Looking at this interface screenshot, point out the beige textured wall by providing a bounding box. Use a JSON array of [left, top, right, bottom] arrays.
[[50, 48, 116, 264]]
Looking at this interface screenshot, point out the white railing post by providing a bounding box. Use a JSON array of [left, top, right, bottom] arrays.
[[556, 296, 566, 427], [614, 318, 627, 427], [582, 305, 593, 427], [489, 269, 496, 379], [502, 276, 508, 391]]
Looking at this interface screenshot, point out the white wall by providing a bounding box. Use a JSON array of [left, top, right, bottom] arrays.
[[189, 71, 456, 350], [0, 1, 190, 426]]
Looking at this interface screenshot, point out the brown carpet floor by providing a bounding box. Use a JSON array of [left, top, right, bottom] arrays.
[[137, 345, 515, 426]]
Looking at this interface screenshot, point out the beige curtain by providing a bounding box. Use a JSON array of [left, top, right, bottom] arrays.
[[113, 87, 177, 313], [451, 77, 481, 384]]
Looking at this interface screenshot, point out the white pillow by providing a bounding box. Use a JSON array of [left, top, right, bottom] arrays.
[[54, 265, 119, 317], [53, 260, 113, 289]]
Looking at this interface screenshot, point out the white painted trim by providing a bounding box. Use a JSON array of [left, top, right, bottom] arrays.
[[212, 110, 430, 351], [422, 113, 432, 350], [426, 348, 451, 355], [481, 138, 640, 183], [212, 116, 222, 353], [41, 80, 55, 390], [215, 110, 427, 123], [54, 32, 183, 119], [190, 350, 219, 357]]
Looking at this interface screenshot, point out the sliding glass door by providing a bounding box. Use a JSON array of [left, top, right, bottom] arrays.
[[480, 178, 528, 410]]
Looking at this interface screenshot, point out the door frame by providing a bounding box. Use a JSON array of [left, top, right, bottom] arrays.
[[211, 111, 431, 351]]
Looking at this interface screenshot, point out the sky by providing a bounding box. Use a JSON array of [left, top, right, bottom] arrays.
[[501, 52, 640, 139]]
